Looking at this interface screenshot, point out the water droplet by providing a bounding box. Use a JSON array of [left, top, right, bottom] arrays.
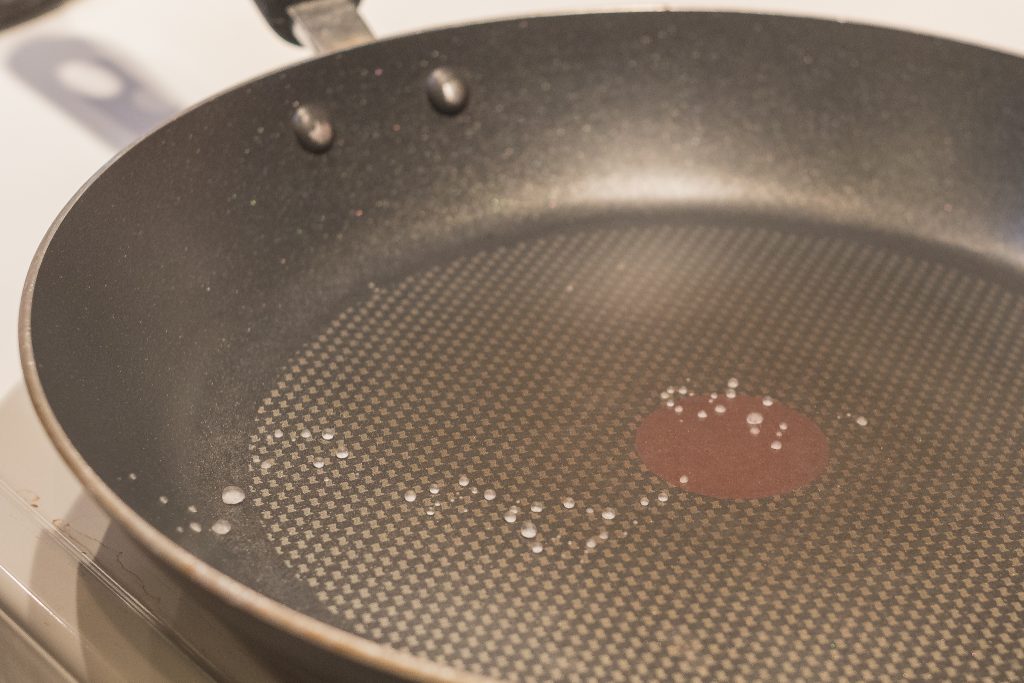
[[300, 428, 312, 439], [273, 429, 284, 438], [520, 521, 538, 539], [221, 486, 245, 505], [714, 404, 727, 415], [746, 412, 764, 426], [678, 475, 689, 484], [657, 491, 669, 502], [189, 521, 202, 533], [504, 509, 518, 523], [404, 490, 417, 502], [710, 392, 718, 400], [260, 459, 274, 471], [531, 542, 543, 554], [601, 508, 616, 520], [426, 508, 435, 516], [727, 377, 739, 389], [471, 486, 478, 494], [770, 440, 783, 451], [313, 457, 325, 469], [531, 502, 543, 513], [697, 410, 708, 419], [335, 447, 350, 459], [158, 495, 168, 505], [674, 405, 684, 414], [187, 505, 197, 514], [779, 422, 789, 431], [585, 538, 597, 549], [458, 474, 470, 487], [660, 391, 671, 400], [856, 416, 868, 426], [128, 473, 137, 481], [666, 399, 675, 408], [175, 526, 183, 533], [429, 484, 440, 494], [599, 530, 609, 540], [211, 519, 231, 535], [562, 497, 575, 509], [484, 489, 496, 501], [762, 397, 774, 407], [322, 429, 335, 441], [586, 507, 594, 515], [750, 427, 761, 436], [678, 386, 688, 395], [725, 389, 737, 399]]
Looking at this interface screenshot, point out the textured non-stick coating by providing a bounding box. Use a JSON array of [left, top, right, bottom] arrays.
[[24, 12, 1024, 681]]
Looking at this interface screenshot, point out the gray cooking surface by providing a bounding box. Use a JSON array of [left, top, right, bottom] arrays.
[[248, 224, 1024, 681]]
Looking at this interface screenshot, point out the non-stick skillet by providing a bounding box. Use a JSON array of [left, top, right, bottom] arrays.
[[20, 1, 1024, 680]]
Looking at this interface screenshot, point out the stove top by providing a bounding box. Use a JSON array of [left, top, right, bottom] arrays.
[[1, 0, 1022, 679]]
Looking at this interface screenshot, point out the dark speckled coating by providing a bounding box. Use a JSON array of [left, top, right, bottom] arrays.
[[22, 12, 1024, 681]]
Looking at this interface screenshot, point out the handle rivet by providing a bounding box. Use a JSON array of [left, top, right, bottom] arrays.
[[426, 67, 469, 115], [291, 103, 334, 153]]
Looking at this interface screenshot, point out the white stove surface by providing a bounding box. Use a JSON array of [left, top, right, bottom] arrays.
[[2, 0, 1023, 679]]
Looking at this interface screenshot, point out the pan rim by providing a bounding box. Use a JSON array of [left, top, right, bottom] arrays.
[[18, 9, 1024, 681]]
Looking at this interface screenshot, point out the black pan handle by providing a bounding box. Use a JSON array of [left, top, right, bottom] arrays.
[[253, 0, 303, 43], [254, 0, 370, 52]]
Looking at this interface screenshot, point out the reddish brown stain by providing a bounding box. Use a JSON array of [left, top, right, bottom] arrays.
[[635, 394, 828, 499]]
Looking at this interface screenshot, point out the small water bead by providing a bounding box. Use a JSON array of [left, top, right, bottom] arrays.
[[586, 507, 594, 515], [779, 422, 788, 431], [746, 412, 764, 426], [697, 410, 708, 419], [599, 529, 609, 540], [484, 489, 496, 501], [725, 389, 737, 399], [640, 496, 650, 506], [660, 391, 671, 400], [521, 521, 538, 539], [429, 484, 440, 494], [762, 397, 775, 407], [585, 538, 597, 549], [562, 497, 576, 509], [158, 495, 168, 505], [222, 486, 246, 505], [471, 486, 479, 494], [750, 427, 761, 436], [727, 378, 739, 389], [504, 508, 518, 523], [775, 430, 783, 437], [714, 404, 727, 415], [426, 508, 435, 516], [601, 508, 616, 520], [679, 475, 689, 484], [856, 416, 868, 426], [128, 472, 137, 481], [335, 447, 350, 459], [710, 392, 718, 400], [531, 502, 543, 513], [666, 399, 675, 408], [404, 490, 417, 502], [260, 459, 274, 471], [211, 519, 231, 535], [657, 491, 669, 503], [321, 429, 335, 441], [189, 521, 202, 533], [175, 526, 183, 533], [674, 405, 684, 414], [531, 542, 543, 554], [187, 505, 197, 514], [273, 429, 284, 439], [770, 440, 783, 451], [300, 428, 312, 439], [458, 474, 470, 487], [315, 457, 328, 469]]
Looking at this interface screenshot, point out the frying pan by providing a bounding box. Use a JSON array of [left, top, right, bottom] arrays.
[[19, 2, 1024, 681]]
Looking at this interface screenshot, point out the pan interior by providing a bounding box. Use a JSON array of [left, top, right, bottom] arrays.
[[244, 220, 1024, 681]]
